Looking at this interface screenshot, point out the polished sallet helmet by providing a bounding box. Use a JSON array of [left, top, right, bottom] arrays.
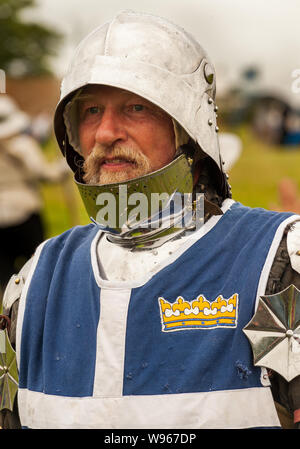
[[54, 10, 230, 245]]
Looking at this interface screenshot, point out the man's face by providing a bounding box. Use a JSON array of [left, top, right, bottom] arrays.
[[77, 85, 176, 184]]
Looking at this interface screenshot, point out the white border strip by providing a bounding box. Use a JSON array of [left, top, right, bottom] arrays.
[[91, 228, 105, 287], [18, 386, 280, 429], [93, 288, 131, 397]]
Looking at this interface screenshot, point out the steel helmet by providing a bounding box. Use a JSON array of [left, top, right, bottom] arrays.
[[54, 10, 229, 197]]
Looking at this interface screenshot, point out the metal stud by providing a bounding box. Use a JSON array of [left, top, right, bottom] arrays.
[[15, 278, 20, 285], [215, 126, 219, 132], [208, 119, 213, 126], [208, 97, 213, 104], [214, 105, 218, 112]]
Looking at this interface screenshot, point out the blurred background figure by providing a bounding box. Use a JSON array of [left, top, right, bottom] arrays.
[[30, 111, 52, 145], [251, 98, 286, 145], [281, 111, 300, 146], [0, 94, 68, 297]]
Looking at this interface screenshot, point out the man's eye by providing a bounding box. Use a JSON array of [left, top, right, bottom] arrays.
[[132, 104, 144, 112], [87, 106, 100, 114]]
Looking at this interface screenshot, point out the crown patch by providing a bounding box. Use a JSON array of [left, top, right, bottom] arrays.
[[158, 293, 239, 332]]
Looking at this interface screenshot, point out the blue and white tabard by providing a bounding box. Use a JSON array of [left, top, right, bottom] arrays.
[[16, 200, 298, 428]]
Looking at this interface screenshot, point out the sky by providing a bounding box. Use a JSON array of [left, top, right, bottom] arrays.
[[23, 0, 300, 106]]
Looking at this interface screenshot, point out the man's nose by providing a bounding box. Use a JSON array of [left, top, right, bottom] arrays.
[[95, 108, 127, 146]]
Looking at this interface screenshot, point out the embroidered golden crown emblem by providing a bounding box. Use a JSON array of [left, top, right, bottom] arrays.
[[158, 293, 239, 332]]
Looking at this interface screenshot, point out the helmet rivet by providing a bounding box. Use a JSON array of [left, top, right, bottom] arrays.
[[204, 63, 214, 84], [208, 119, 213, 126], [214, 105, 218, 112], [208, 97, 213, 104], [215, 126, 219, 132]]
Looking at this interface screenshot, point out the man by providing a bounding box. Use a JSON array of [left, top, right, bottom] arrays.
[[1, 10, 300, 429]]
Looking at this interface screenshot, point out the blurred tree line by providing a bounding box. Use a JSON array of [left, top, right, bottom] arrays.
[[0, 0, 62, 77]]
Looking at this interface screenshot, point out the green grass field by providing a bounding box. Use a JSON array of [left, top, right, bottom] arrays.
[[40, 124, 300, 239], [229, 125, 300, 209]]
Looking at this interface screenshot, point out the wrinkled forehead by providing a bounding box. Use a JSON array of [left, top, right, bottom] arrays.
[[63, 83, 190, 155]]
